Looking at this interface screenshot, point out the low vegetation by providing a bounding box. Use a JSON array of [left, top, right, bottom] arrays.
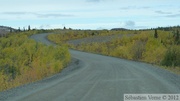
[[48, 30, 137, 44], [48, 28, 180, 74], [0, 31, 71, 91]]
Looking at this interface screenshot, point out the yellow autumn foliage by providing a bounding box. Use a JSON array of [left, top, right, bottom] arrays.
[[0, 32, 70, 91], [48, 29, 180, 73]]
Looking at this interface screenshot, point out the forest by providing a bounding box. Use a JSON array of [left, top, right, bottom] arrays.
[[48, 27, 180, 74], [0, 31, 71, 91]]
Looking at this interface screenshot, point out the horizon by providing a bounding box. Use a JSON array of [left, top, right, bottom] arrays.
[[2, 25, 180, 31], [0, 0, 180, 30]]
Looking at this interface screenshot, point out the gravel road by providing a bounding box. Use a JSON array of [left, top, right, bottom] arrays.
[[67, 34, 134, 45], [0, 33, 179, 101]]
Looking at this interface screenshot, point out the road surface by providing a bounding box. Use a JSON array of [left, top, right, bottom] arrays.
[[0, 33, 179, 101], [67, 34, 134, 45]]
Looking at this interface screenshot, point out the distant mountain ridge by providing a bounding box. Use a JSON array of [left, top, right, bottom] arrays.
[[0, 25, 16, 37], [111, 28, 128, 31]]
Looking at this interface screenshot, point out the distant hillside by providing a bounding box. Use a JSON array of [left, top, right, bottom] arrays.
[[0, 26, 16, 37], [111, 28, 128, 31]]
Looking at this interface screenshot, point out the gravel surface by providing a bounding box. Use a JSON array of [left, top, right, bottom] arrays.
[[67, 34, 134, 45], [0, 33, 179, 101]]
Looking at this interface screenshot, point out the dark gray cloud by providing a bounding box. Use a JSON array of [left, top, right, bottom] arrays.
[[155, 10, 172, 14]]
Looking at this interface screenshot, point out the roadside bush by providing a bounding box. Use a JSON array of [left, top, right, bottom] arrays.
[[131, 41, 146, 60], [161, 46, 180, 67], [0, 32, 70, 91], [142, 38, 167, 64], [110, 45, 132, 59]]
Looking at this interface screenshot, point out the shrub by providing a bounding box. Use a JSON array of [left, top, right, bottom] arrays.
[[142, 38, 166, 64], [161, 46, 180, 67], [131, 41, 146, 60], [0, 32, 70, 91], [154, 29, 158, 38]]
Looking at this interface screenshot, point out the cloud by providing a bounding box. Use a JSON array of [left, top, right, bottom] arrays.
[[154, 10, 180, 18], [86, 0, 113, 3], [2, 12, 27, 15], [124, 21, 135, 27], [165, 13, 180, 17], [119, 21, 147, 29], [35, 13, 74, 18], [141, 6, 151, 9], [2, 12, 74, 18], [86, 0, 100, 2], [120, 6, 150, 10], [120, 6, 135, 10], [155, 10, 172, 14], [39, 24, 51, 29]]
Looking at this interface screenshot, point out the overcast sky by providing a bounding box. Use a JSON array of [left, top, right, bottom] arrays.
[[0, 0, 180, 29]]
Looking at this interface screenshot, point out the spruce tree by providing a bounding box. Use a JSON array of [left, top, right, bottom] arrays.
[[154, 29, 158, 38], [10, 28, 12, 33], [28, 25, 31, 31], [63, 26, 66, 30], [18, 27, 21, 32], [175, 30, 179, 44]]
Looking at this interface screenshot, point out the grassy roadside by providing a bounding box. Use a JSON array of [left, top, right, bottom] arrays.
[[0, 31, 71, 91], [48, 29, 180, 75], [160, 66, 180, 75]]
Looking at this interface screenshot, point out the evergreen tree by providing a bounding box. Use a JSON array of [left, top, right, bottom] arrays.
[[63, 26, 66, 30], [175, 30, 179, 45], [23, 27, 25, 32], [18, 27, 21, 32], [154, 29, 158, 38], [28, 25, 31, 31], [10, 28, 12, 33]]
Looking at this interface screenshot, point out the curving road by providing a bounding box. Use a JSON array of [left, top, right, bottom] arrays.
[[0, 33, 180, 101], [67, 34, 134, 45]]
